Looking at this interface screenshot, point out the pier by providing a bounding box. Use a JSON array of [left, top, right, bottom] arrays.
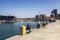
[[6, 20, 60, 40]]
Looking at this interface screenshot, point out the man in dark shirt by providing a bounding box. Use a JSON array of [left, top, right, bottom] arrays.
[[26, 23, 31, 34], [37, 23, 40, 29], [42, 22, 46, 28]]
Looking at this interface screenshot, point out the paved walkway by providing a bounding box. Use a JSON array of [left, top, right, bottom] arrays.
[[6, 20, 60, 40]]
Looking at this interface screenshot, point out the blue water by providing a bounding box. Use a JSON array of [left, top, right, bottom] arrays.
[[0, 21, 50, 40], [0, 22, 38, 40]]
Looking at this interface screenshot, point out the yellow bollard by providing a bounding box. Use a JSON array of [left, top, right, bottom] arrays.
[[19, 25, 26, 35]]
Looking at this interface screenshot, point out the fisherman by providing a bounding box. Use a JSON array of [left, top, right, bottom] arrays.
[[26, 23, 31, 34], [36, 22, 41, 29], [42, 22, 46, 28]]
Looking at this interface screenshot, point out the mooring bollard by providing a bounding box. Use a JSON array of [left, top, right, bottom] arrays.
[[19, 25, 26, 35]]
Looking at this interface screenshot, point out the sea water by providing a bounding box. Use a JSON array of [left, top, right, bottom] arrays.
[[0, 21, 38, 40], [0, 21, 50, 40]]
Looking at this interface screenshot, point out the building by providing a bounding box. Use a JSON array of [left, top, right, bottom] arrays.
[[57, 14, 60, 20], [35, 15, 40, 21], [0, 15, 16, 21], [40, 14, 47, 21], [50, 13, 55, 18], [51, 9, 57, 18], [35, 14, 47, 21], [22, 17, 35, 22]]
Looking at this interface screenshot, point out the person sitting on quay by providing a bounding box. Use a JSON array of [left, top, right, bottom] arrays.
[[36, 22, 41, 29], [42, 22, 46, 28], [26, 22, 31, 34]]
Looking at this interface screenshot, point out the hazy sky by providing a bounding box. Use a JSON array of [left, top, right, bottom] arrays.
[[0, 0, 60, 18]]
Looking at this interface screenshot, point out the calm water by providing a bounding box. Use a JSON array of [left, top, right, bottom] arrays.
[[0, 22, 39, 40], [0, 21, 50, 40]]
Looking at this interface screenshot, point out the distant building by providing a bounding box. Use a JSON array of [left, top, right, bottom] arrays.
[[57, 14, 60, 20], [50, 13, 55, 18], [40, 14, 47, 21], [35, 15, 40, 21], [21, 17, 35, 22], [35, 14, 47, 21], [51, 9, 57, 18], [0, 15, 16, 21]]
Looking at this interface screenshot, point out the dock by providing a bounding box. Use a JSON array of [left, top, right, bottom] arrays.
[[6, 20, 60, 40]]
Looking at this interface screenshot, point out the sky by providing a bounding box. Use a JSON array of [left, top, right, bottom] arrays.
[[0, 0, 60, 18]]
